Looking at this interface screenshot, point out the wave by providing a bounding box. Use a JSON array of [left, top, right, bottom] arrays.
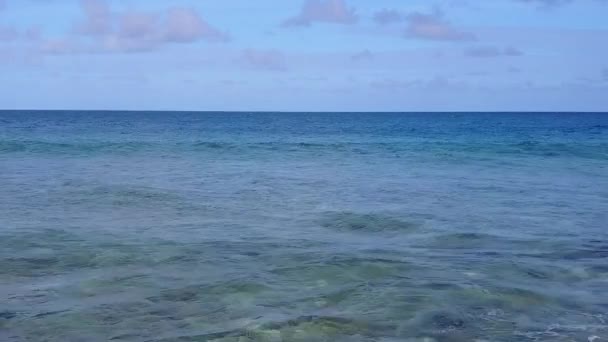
[[318, 212, 420, 233], [56, 184, 196, 210], [0, 140, 157, 154], [150, 315, 391, 341], [541, 239, 608, 260], [1, 139, 606, 159], [504, 141, 605, 158], [423, 232, 512, 250], [0, 140, 342, 154]]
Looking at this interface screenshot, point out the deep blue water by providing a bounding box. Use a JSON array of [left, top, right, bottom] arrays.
[[1, 111, 607, 341]]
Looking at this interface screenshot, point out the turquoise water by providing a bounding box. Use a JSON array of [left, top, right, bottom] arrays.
[[1, 112, 607, 341]]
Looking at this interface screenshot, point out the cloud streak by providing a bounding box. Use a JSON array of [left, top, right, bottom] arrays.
[[372, 8, 475, 42], [164, 7, 226, 43], [351, 49, 374, 62], [0, 26, 18, 41], [404, 9, 476, 41], [371, 76, 466, 91], [75, 0, 112, 36], [0, 1, 41, 44], [373, 9, 405, 25], [241, 49, 287, 71], [283, 0, 357, 27], [465, 46, 524, 58], [68, 0, 228, 53], [516, 0, 571, 7], [515, 0, 608, 9]]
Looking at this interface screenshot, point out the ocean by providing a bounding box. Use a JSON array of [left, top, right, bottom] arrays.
[[0, 111, 607, 341]]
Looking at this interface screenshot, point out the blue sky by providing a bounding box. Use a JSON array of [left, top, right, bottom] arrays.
[[1, 0, 607, 111]]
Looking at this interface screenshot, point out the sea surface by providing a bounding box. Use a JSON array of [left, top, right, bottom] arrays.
[[0, 111, 607, 342]]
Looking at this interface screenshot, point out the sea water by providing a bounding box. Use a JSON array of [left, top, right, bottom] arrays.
[[0, 112, 607, 341]]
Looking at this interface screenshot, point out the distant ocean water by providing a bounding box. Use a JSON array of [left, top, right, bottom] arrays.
[[0, 111, 607, 341]]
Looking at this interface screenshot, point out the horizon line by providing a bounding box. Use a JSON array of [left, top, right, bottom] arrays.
[[1, 109, 607, 114]]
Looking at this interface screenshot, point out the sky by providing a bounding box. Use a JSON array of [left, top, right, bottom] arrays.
[[1, 0, 607, 111]]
